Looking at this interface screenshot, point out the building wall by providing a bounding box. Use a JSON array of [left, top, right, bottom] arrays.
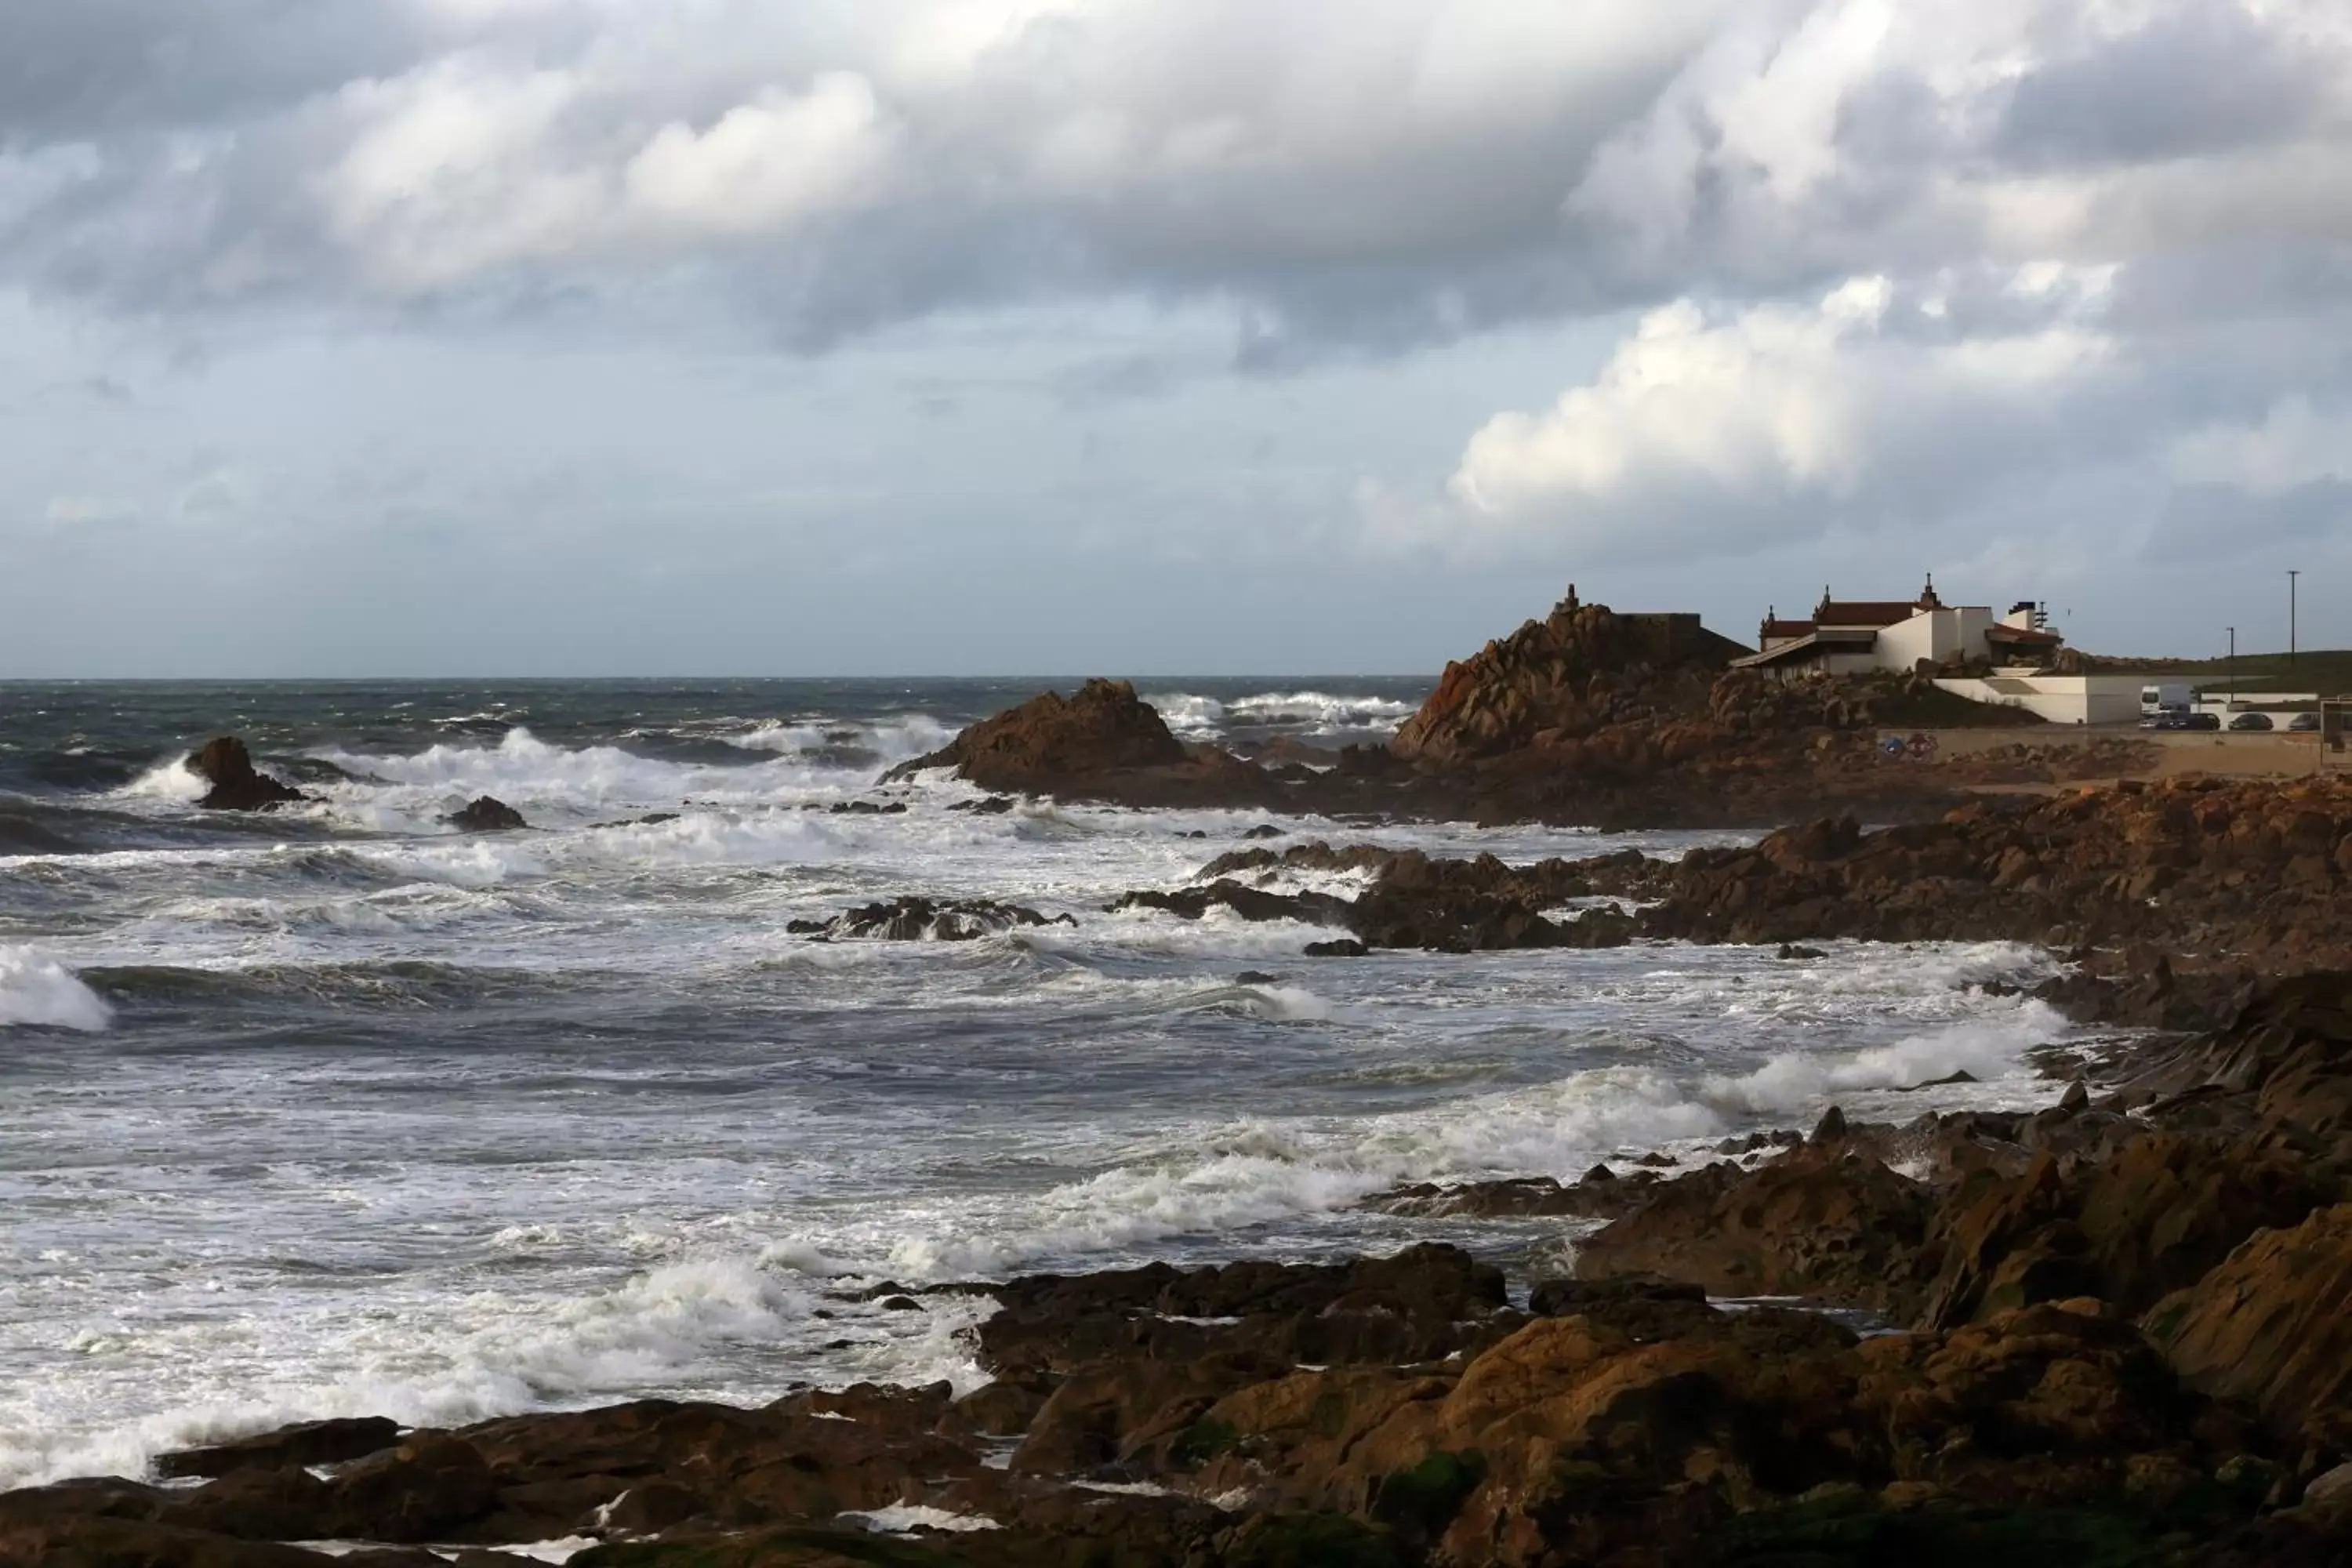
[[1873, 607, 2000, 671], [1933, 674, 2142, 725], [1873, 612, 1940, 671]]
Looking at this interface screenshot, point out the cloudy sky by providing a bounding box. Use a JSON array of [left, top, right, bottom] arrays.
[[4, 0, 2349, 677]]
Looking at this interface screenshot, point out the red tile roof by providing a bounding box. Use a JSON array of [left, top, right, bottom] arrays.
[[1761, 619, 1817, 640], [1987, 623, 2064, 646], [1815, 601, 1923, 627]]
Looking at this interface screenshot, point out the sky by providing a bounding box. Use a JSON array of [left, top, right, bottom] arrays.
[[3, 0, 2350, 677]]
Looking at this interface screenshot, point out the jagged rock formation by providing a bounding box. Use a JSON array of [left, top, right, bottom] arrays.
[[1389, 590, 1749, 767], [183, 736, 306, 811]]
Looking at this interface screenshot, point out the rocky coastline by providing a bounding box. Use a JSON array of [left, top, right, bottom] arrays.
[[16, 612, 2352, 1566]]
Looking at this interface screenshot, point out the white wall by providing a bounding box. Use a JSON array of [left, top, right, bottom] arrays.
[[1933, 674, 2142, 725], [1875, 607, 2000, 671]]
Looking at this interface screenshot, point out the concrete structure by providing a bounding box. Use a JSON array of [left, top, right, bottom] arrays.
[[1933, 672, 2144, 726], [1734, 580, 2063, 678]]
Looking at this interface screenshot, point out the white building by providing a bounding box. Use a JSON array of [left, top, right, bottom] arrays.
[[1931, 672, 2145, 725], [1731, 580, 2064, 678]]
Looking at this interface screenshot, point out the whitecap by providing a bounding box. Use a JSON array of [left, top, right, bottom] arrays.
[[0, 946, 112, 1031]]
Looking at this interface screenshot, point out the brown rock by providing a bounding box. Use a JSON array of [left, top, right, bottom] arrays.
[[184, 736, 305, 812], [2143, 1202, 2352, 1452], [1575, 1147, 1935, 1316]]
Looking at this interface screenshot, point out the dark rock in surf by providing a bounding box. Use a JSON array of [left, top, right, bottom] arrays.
[[1305, 938, 1369, 957], [1108, 880, 1348, 927], [158, 1416, 401, 1480], [788, 896, 1073, 942], [444, 796, 528, 832], [882, 679, 1286, 808], [184, 736, 305, 812]]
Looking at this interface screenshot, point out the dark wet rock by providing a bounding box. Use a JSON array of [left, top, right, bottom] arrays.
[[1304, 938, 1368, 957], [157, 1415, 401, 1479], [183, 736, 305, 811], [826, 800, 908, 815], [1367, 1171, 1648, 1221], [444, 796, 528, 832], [0, 1516, 335, 1566], [1107, 880, 1346, 927], [1576, 1146, 1937, 1318], [1232, 971, 1279, 986], [325, 1435, 496, 1543], [1241, 824, 1285, 840], [1777, 942, 1828, 960], [946, 795, 1016, 815], [786, 897, 1073, 942]]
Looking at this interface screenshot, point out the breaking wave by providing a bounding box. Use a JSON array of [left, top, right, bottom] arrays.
[[0, 947, 113, 1031]]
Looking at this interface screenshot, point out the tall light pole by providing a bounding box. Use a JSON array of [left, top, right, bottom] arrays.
[[2289, 569, 2300, 679], [2229, 626, 2236, 709]]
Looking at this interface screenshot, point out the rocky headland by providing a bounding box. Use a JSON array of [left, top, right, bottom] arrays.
[[880, 590, 2158, 828]]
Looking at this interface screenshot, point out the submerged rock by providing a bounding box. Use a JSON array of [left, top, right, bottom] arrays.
[[787, 896, 1073, 942], [444, 796, 528, 832], [184, 736, 305, 812]]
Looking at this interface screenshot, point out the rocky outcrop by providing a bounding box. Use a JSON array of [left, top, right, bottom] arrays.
[[2143, 1203, 2352, 1455], [8, 1228, 2344, 1566], [884, 680, 1284, 808], [1613, 777, 2352, 975], [1573, 1145, 1936, 1317], [444, 796, 528, 832], [184, 736, 305, 811], [786, 897, 1073, 942], [1388, 591, 1748, 767], [158, 1416, 401, 1480]]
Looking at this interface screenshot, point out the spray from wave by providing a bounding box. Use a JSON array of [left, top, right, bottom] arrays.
[[0, 947, 113, 1031]]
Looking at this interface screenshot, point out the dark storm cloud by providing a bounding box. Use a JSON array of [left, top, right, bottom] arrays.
[[0, 0, 430, 142], [1993, 4, 2329, 170], [5, 0, 2352, 677]]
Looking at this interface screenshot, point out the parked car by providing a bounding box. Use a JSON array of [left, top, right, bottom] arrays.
[[2141, 710, 2190, 730], [2184, 712, 2222, 731], [2290, 712, 2321, 731], [2229, 711, 2274, 731]]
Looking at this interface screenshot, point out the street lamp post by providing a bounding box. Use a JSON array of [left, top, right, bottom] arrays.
[[2289, 570, 2300, 677], [2229, 626, 2236, 710]]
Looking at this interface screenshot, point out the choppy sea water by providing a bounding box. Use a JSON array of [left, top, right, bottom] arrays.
[[0, 680, 2076, 1490]]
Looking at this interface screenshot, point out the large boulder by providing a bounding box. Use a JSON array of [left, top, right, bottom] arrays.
[[184, 736, 305, 811], [2142, 1202, 2352, 1454], [887, 679, 1185, 787], [1917, 1134, 2326, 1330], [1573, 1146, 1937, 1318]]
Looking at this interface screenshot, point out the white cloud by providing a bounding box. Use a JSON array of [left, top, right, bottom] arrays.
[[1433, 267, 2114, 557], [623, 73, 893, 238]]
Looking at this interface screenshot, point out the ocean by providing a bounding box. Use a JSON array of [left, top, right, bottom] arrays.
[[0, 679, 2074, 1490]]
